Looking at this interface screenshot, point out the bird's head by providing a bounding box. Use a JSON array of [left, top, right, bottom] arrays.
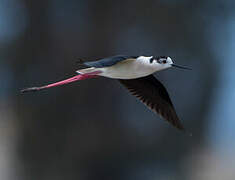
[[148, 56, 191, 71]]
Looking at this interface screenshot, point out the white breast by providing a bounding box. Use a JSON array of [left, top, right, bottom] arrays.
[[98, 56, 158, 79]]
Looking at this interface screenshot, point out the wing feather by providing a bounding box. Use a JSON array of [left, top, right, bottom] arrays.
[[119, 75, 185, 131]]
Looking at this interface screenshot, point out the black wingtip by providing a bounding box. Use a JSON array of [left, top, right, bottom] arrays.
[[178, 127, 192, 137], [20, 87, 40, 94], [166, 122, 192, 136]]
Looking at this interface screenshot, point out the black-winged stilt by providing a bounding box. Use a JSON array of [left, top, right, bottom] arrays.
[[21, 55, 191, 131]]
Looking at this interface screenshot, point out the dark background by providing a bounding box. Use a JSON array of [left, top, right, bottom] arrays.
[[0, 0, 235, 179]]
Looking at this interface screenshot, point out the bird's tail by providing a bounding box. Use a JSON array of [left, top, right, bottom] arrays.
[[76, 67, 99, 74], [21, 70, 102, 93]]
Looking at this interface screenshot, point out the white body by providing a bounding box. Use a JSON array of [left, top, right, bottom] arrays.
[[77, 56, 173, 79]]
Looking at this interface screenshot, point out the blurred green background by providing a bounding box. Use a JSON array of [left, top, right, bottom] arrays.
[[0, 0, 235, 179]]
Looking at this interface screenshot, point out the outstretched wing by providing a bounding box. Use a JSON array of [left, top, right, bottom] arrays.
[[119, 75, 185, 131], [84, 55, 137, 68]]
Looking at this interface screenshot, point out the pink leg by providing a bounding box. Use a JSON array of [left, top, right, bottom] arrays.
[[21, 71, 102, 93]]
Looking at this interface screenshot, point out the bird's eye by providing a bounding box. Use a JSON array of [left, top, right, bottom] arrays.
[[162, 60, 167, 64]]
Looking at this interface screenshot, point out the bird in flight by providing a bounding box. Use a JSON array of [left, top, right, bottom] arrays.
[[21, 55, 191, 131]]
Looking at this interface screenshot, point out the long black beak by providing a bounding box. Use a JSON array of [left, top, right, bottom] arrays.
[[172, 64, 192, 70]]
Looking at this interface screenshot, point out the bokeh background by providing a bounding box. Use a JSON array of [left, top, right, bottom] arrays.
[[1, 0, 235, 179]]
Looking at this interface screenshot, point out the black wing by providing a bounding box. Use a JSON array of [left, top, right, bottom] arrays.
[[84, 55, 137, 68], [119, 75, 185, 131]]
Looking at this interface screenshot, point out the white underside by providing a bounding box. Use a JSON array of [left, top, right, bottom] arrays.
[[98, 59, 157, 79], [77, 58, 171, 79]]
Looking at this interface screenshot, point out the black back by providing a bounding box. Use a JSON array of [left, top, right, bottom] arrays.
[[84, 55, 137, 68]]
